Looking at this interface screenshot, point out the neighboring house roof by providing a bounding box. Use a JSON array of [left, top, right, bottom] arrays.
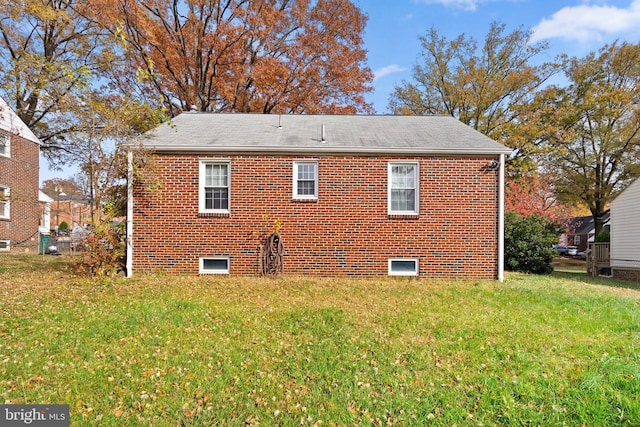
[[567, 212, 610, 236], [39, 190, 53, 203], [567, 215, 594, 235], [41, 190, 89, 204], [0, 96, 42, 145], [134, 113, 512, 155]]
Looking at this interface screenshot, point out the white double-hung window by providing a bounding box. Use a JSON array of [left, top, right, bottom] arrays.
[[0, 186, 9, 220], [388, 162, 419, 215], [200, 160, 230, 213], [0, 134, 9, 157], [293, 161, 318, 200]]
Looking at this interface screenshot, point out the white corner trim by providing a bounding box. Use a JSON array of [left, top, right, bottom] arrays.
[[498, 154, 505, 282], [126, 151, 133, 278]]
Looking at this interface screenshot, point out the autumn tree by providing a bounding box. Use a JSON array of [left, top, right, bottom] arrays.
[[0, 0, 100, 154], [389, 22, 557, 170], [537, 42, 640, 235], [83, 0, 373, 115], [505, 171, 572, 224], [0, 1, 163, 159], [41, 177, 85, 198], [68, 94, 164, 223]]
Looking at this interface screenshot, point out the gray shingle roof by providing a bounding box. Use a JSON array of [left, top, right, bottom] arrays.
[[135, 113, 512, 155]]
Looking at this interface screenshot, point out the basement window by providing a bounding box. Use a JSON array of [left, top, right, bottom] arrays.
[[0, 240, 9, 251], [199, 257, 230, 274], [388, 258, 419, 276]]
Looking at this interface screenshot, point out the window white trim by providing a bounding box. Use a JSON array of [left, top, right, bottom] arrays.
[[388, 258, 419, 276], [0, 134, 9, 158], [388, 162, 419, 215], [292, 160, 318, 200], [0, 240, 9, 251], [199, 257, 230, 274], [199, 160, 231, 214], [0, 186, 9, 220]]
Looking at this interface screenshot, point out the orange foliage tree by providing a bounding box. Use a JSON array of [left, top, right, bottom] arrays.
[[83, 0, 373, 115], [505, 173, 571, 224]]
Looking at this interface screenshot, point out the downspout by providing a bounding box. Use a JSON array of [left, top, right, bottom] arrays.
[[498, 153, 505, 282], [126, 151, 133, 278]]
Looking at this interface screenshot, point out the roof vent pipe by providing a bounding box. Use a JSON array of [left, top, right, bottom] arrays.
[[278, 115, 282, 129], [321, 124, 326, 143]]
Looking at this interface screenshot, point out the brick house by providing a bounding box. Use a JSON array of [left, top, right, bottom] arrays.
[[127, 114, 511, 279], [561, 213, 610, 253], [0, 97, 41, 253], [44, 194, 92, 231]]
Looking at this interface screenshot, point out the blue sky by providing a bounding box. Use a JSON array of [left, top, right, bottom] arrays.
[[41, 0, 640, 183], [362, 0, 640, 112]]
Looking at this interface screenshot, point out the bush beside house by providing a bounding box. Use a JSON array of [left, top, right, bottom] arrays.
[[505, 212, 563, 274]]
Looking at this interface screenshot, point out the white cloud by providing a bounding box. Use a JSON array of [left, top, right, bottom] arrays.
[[531, 0, 640, 43], [373, 65, 408, 81], [413, 0, 480, 11], [412, 0, 517, 12]]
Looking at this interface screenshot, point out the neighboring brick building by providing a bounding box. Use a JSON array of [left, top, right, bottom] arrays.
[[561, 213, 610, 252], [128, 114, 511, 279], [0, 97, 42, 253], [46, 195, 92, 231]]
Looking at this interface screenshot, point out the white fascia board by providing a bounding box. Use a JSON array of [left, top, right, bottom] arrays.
[[145, 145, 513, 156]]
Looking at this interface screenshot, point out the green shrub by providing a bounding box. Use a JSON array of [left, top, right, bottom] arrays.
[[595, 229, 610, 242], [505, 212, 563, 274], [58, 221, 69, 233]]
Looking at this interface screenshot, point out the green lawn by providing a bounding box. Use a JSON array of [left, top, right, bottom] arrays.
[[1, 255, 639, 426]]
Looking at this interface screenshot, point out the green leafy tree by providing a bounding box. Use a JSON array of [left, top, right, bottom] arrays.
[[389, 22, 558, 172], [504, 212, 563, 275], [595, 229, 610, 243], [537, 42, 640, 236]]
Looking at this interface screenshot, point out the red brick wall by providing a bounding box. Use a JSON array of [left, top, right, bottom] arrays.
[[0, 130, 40, 252], [613, 268, 640, 283], [51, 199, 92, 230], [132, 154, 500, 278]]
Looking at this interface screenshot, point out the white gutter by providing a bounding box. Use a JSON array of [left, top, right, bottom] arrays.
[[142, 145, 513, 156], [126, 151, 133, 278], [498, 153, 505, 282]]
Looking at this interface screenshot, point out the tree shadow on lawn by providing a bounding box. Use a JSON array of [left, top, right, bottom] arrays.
[[551, 268, 640, 292]]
